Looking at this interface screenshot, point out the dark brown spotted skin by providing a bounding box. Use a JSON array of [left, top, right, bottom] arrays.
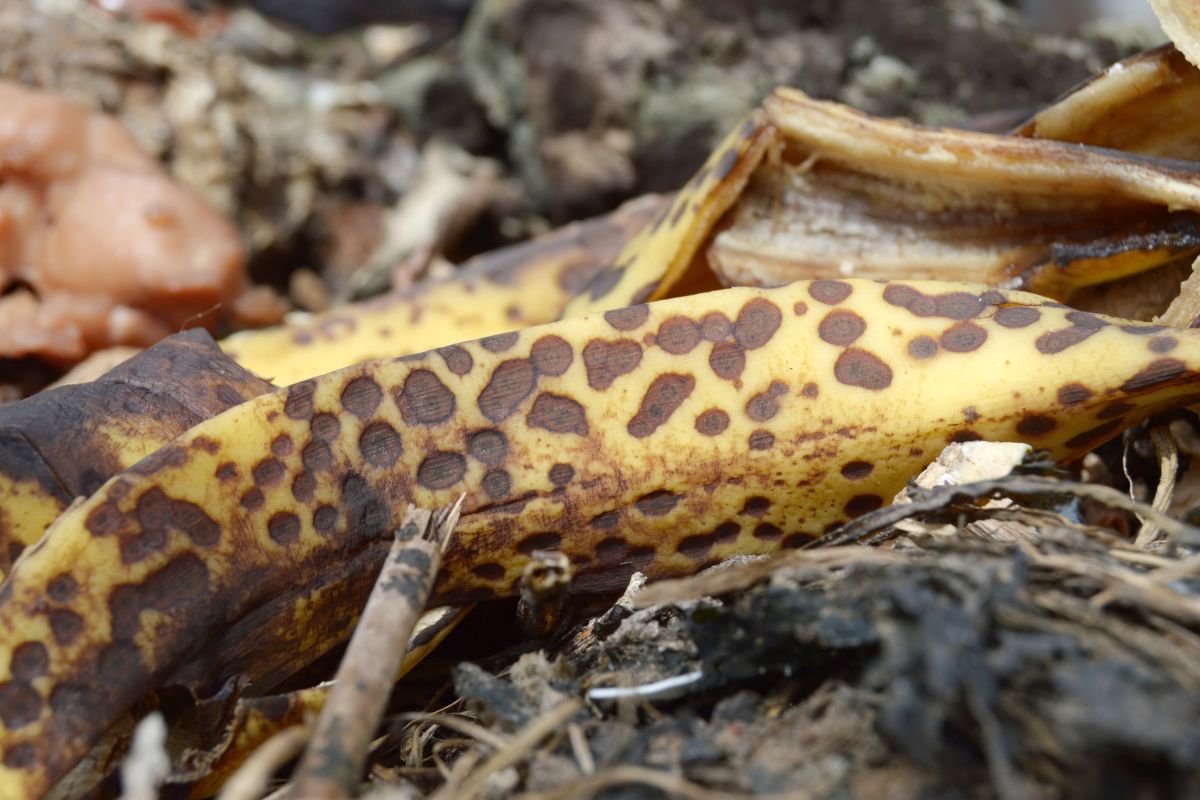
[[0, 330, 276, 576], [8, 279, 1200, 796]]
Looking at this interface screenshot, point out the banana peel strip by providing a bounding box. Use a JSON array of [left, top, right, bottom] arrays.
[[710, 75, 1200, 299]]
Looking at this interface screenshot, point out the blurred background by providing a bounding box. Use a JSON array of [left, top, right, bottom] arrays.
[[0, 0, 1175, 390], [1019, 0, 1161, 33]]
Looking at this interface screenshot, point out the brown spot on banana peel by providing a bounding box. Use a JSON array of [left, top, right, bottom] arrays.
[[9, 279, 1200, 796]]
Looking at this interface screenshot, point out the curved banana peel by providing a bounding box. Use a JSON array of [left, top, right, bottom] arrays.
[[560, 110, 778, 317], [225, 193, 667, 384], [0, 331, 275, 577], [11, 42, 1197, 572], [6, 278, 1200, 795]]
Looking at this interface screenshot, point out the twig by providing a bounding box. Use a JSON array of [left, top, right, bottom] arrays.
[[634, 548, 905, 608], [391, 711, 511, 751], [218, 727, 308, 800], [287, 498, 464, 798], [1135, 425, 1179, 549], [810, 474, 1200, 550], [1022, 545, 1200, 628], [429, 698, 583, 800]]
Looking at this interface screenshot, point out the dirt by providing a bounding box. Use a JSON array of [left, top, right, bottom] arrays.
[[438, 499, 1200, 799]]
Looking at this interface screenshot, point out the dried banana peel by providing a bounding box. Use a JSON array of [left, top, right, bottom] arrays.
[[708, 86, 1200, 300], [6, 278, 1200, 795], [0, 331, 274, 577]]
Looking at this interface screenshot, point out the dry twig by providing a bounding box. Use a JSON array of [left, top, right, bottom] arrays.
[[287, 498, 464, 798], [218, 727, 308, 800]]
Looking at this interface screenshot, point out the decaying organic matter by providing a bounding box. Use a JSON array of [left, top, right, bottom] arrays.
[[288, 501, 460, 799], [448, 529, 1200, 799], [0, 81, 280, 364], [8, 277, 1200, 795], [6, 15, 1200, 800], [711, 86, 1200, 297], [226, 45, 1200, 390]]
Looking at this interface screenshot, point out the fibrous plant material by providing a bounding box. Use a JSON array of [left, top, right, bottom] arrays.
[[709, 84, 1200, 299], [434, 500, 1200, 799], [183, 603, 470, 797]]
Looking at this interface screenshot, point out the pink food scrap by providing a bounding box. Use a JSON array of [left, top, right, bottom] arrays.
[[0, 80, 282, 365]]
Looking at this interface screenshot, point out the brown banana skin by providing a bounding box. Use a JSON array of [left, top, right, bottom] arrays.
[[5, 279, 1200, 797], [0, 331, 275, 576]]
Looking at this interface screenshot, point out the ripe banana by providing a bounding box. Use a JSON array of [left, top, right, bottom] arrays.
[[4, 277, 1200, 796]]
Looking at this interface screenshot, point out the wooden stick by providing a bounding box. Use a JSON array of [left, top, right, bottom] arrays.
[[287, 498, 463, 798]]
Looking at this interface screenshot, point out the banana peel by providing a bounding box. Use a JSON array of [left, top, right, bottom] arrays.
[[224, 193, 667, 385], [0, 330, 275, 577], [5, 44, 1200, 797], [7, 278, 1200, 796]]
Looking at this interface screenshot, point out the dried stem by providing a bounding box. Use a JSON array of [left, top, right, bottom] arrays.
[[287, 497, 464, 799]]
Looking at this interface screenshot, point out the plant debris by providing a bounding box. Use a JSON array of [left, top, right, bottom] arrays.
[[5, 4, 1200, 800], [423, 496, 1200, 799], [287, 499, 462, 799]]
